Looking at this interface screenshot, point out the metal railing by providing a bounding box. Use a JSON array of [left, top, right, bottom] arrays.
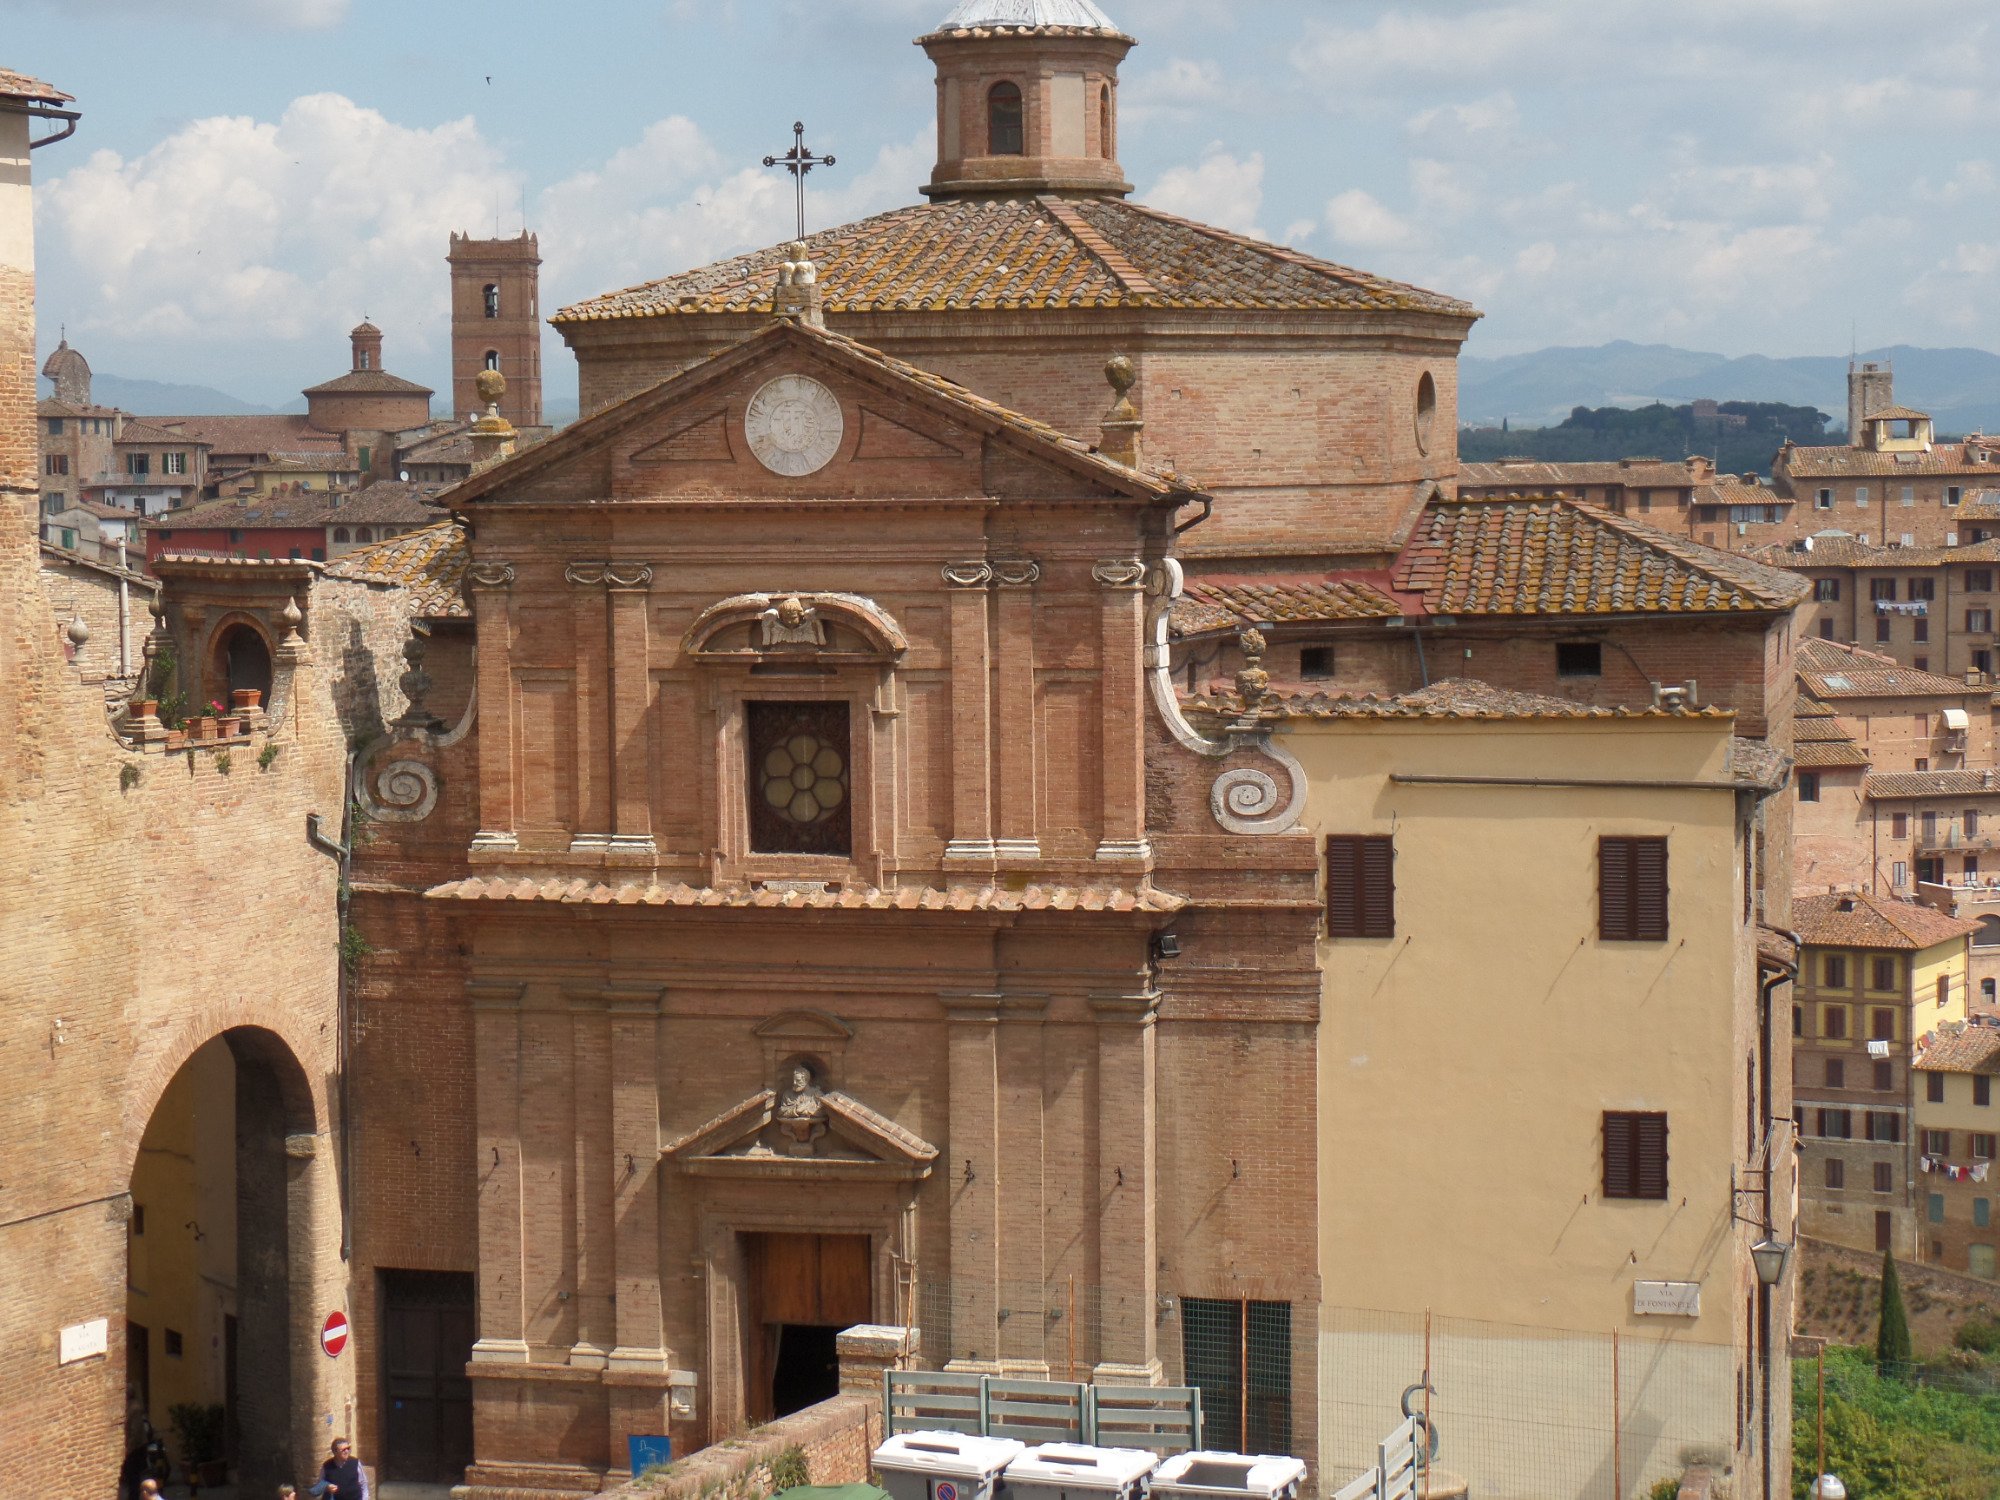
[[1329, 1414, 1427, 1500], [884, 1371, 1202, 1455]]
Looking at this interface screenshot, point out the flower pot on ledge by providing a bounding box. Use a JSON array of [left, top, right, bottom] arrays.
[[131, 698, 158, 722], [192, 716, 216, 741], [231, 688, 262, 713]]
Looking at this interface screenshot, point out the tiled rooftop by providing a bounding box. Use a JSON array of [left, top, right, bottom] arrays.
[[1753, 536, 2000, 569], [1778, 442, 2000, 478], [151, 414, 346, 458], [323, 519, 468, 619], [0, 69, 71, 104], [1183, 676, 1736, 723], [1916, 1026, 2000, 1075], [554, 195, 1474, 323], [1797, 638, 1973, 699], [1863, 769, 2000, 800], [1174, 572, 1410, 631], [425, 877, 1185, 912], [146, 480, 442, 533], [1794, 891, 1981, 951], [1458, 459, 1701, 490], [1391, 497, 1808, 615], [301, 369, 433, 397]]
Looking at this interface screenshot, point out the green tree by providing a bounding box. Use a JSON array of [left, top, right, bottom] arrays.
[[1875, 1253, 1912, 1374]]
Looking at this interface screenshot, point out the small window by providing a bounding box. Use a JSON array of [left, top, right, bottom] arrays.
[[1926, 1130, 1951, 1157], [1798, 772, 1821, 802], [1929, 1194, 1947, 1226], [1872, 956, 1898, 991], [1967, 569, 1993, 593], [1874, 1059, 1894, 1091], [1978, 651, 1994, 675], [1974, 1132, 1997, 1158], [1977, 1076, 1993, 1108], [126, 453, 150, 477], [1867, 1111, 1901, 1143], [333, 527, 350, 544], [1556, 641, 1602, 678], [1824, 1157, 1845, 1190], [748, 701, 853, 856], [1602, 1111, 1669, 1199], [1977, 1198, 1993, 1229], [1892, 813, 1909, 838], [164, 451, 186, 475], [1819, 619, 1836, 640], [164, 1329, 183, 1358], [1414, 371, 1437, 454], [1599, 836, 1668, 941], [987, 81, 1025, 156], [1874, 1161, 1894, 1193], [484, 282, 500, 317], [311, 548, 326, 562], [1825, 1057, 1845, 1088], [1911, 577, 1936, 601], [484, 349, 500, 372], [1856, 485, 1870, 507], [1948, 486, 1963, 507], [1814, 578, 1840, 602], [1792, 1004, 1803, 1037], [44, 453, 67, 476], [1817, 1108, 1853, 1139], [1971, 610, 1993, 633], [46, 417, 62, 435], [1325, 835, 1394, 939], [1914, 618, 1929, 643], [1300, 646, 1335, 679], [1928, 1072, 1947, 1103], [1976, 1245, 1999, 1278], [227, 528, 243, 544], [1871, 1006, 1897, 1040], [1824, 953, 1848, 988], [1099, 83, 1113, 159], [1938, 974, 1951, 1008], [1871, 578, 1898, 601], [1876, 619, 1892, 644], [1816, 488, 1833, 510], [1824, 1004, 1849, 1039]]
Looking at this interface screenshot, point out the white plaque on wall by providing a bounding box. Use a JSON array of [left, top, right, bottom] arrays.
[[59, 1317, 109, 1365], [1632, 1281, 1702, 1317]]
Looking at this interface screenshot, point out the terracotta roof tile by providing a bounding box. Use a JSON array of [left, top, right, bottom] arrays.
[[553, 196, 1474, 323], [1779, 442, 2000, 478], [1797, 638, 1973, 699], [1174, 572, 1410, 632], [1183, 676, 1734, 723], [1863, 769, 2000, 800], [1752, 536, 2000, 569], [151, 414, 347, 458], [1794, 892, 1981, 950], [1391, 497, 1808, 615], [423, 877, 1185, 912], [1794, 740, 1871, 768], [0, 69, 72, 105], [1864, 405, 1932, 423], [1459, 459, 1701, 490], [301, 369, 433, 397], [1916, 1026, 2000, 1075], [323, 520, 469, 619]]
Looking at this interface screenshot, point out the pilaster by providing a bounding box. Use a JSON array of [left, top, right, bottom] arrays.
[[993, 561, 1040, 860], [606, 566, 657, 854], [565, 987, 614, 1370], [1090, 989, 1160, 1383], [566, 563, 613, 852], [470, 981, 530, 1363], [942, 562, 996, 864], [942, 992, 1002, 1368], [468, 564, 518, 853], [1091, 559, 1150, 863], [996, 995, 1049, 1375]]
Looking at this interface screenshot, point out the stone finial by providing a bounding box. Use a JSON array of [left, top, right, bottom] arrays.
[[1234, 624, 1271, 709], [468, 368, 518, 468], [65, 614, 90, 657], [773, 241, 825, 328], [276, 595, 309, 664], [1099, 354, 1142, 467]]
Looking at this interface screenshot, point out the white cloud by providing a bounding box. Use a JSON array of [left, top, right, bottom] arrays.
[[1323, 188, 1414, 250], [42, 94, 511, 366], [1122, 58, 1229, 124], [1144, 147, 1266, 239], [61, 0, 348, 26], [1298, 7, 1565, 84]]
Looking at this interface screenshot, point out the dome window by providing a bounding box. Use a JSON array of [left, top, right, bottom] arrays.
[[988, 81, 1024, 156]]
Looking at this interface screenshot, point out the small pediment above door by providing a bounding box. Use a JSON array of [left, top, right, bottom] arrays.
[[662, 1086, 938, 1182]]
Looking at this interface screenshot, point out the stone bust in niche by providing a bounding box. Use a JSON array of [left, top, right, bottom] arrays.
[[759, 594, 826, 649], [775, 1061, 828, 1153]]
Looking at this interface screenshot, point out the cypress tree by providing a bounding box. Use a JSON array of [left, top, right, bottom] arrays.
[[1875, 1250, 1913, 1374]]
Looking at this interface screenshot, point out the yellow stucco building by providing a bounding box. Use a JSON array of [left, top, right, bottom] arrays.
[[1259, 680, 1793, 1500], [1912, 1025, 2000, 1280]]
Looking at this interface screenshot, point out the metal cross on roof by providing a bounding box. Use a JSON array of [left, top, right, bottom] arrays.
[[763, 121, 836, 242]]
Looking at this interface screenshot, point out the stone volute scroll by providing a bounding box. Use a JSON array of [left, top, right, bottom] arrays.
[[1093, 558, 1147, 589], [940, 560, 994, 588]]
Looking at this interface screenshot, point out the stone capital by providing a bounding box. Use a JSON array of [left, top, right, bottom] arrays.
[[993, 559, 1041, 588], [467, 562, 517, 590], [941, 560, 994, 588], [1092, 558, 1147, 589]]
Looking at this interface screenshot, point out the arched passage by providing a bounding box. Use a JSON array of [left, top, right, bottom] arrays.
[[206, 620, 273, 710], [125, 1026, 321, 1498]]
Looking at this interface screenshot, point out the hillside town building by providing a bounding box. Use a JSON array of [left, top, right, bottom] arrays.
[[3, 10, 1813, 1500], [1912, 1025, 2000, 1280], [1458, 454, 1792, 550]]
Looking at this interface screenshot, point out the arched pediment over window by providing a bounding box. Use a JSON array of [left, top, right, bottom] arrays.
[[682, 591, 908, 663]]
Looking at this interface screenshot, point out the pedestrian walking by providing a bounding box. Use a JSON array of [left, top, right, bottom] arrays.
[[311, 1437, 369, 1500]]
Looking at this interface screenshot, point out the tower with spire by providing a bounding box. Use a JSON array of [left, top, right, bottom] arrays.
[[448, 231, 543, 429]]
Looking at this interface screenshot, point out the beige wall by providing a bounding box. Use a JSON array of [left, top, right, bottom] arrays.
[[1295, 713, 1781, 1499], [1911, 1060, 2000, 1279]]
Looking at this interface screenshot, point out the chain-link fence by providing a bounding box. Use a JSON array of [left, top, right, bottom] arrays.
[[906, 1278, 1752, 1500]]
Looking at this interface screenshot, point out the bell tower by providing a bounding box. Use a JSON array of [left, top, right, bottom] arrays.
[[919, 0, 1135, 199], [447, 230, 542, 427]]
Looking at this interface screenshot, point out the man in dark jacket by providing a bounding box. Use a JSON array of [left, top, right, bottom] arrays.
[[312, 1437, 368, 1500]]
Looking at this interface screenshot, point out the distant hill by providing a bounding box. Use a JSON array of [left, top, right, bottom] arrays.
[[40, 372, 275, 416], [1460, 342, 2000, 435], [1462, 400, 1834, 477]]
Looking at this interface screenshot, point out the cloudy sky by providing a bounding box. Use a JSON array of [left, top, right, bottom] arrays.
[[6, 0, 1996, 408]]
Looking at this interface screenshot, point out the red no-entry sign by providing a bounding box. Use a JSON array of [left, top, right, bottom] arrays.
[[321, 1311, 350, 1358]]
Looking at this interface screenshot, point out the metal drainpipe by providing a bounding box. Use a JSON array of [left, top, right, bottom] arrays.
[[1756, 931, 1800, 1500], [306, 764, 357, 1261], [1408, 623, 1430, 688]]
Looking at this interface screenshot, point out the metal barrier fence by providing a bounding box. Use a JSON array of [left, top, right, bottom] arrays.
[[884, 1371, 1203, 1454], [905, 1279, 1751, 1500]]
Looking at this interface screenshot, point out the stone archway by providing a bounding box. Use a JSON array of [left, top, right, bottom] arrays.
[[125, 1025, 325, 1498], [204, 617, 274, 711]]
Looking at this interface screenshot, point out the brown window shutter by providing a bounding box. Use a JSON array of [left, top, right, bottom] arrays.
[[1358, 836, 1394, 938], [1327, 835, 1393, 939], [1634, 1114, 1669, 1198], [1600, 838, 1634, 940], [1603, 1112, 1635, 1197], [1632, 838, 1669, 940]]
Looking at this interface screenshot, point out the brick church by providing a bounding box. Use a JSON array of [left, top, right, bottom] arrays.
[[333, 0, 1814, 1493]]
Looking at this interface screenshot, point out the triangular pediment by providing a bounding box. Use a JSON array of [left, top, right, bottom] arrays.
[[662, 1086, 937, 1181], [439, 319, 1197, 514]]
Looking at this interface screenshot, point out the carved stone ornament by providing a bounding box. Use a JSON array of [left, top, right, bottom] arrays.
[[759, 594, 826, 647], [605, 562, 654, 590], [467, 562, 517, 589], [394, 635, 443, 731], [941, 561, 994, 588], [774, 1061, 830, 1153], [745, 374, 844, 477], [993, 559, 1041, 588], [565, 562, 607, 586], [1092, 558, 1147, 589]]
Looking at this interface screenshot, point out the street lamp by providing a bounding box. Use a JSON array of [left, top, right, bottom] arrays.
[[1750, 1236, 1792, 1287]]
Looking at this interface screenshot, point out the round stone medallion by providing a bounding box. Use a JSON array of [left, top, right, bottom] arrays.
[[744, 374, 844, 477]]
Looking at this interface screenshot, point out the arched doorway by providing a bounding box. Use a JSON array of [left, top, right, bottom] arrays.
[[126, 1028, 320, 1498], [209, 622, 273, 708]]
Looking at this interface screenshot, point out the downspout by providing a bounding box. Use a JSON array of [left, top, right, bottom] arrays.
[[1756, 931, 1800, 1500], [307, 780, 356, 1262], [1409, 623, 1431, 689]]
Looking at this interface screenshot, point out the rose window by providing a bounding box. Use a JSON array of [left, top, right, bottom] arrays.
[[762, 732, 847, 825]]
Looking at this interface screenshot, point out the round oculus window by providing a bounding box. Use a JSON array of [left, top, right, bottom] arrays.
[[745, 374, 844, 477], [1414, 370, 1438, 455], [762, 731, 848, 825]]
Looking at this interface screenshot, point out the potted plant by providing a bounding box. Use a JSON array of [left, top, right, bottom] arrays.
[[231, 687, 262, 713], [168, 1401, 227, 1487]]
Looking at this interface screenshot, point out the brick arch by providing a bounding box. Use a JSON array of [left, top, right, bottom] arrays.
[[121, 993, 328, 1173], [202, 608, 278, 711]]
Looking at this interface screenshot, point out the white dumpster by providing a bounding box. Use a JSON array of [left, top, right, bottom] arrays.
[[1150, 1453, 1306, 1500], [1003, 1444, 1158, 1500], [874, 1432, 1027, 1500]]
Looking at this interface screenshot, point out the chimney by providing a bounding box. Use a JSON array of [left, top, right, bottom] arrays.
[[1098, 354, 1141, 467]]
